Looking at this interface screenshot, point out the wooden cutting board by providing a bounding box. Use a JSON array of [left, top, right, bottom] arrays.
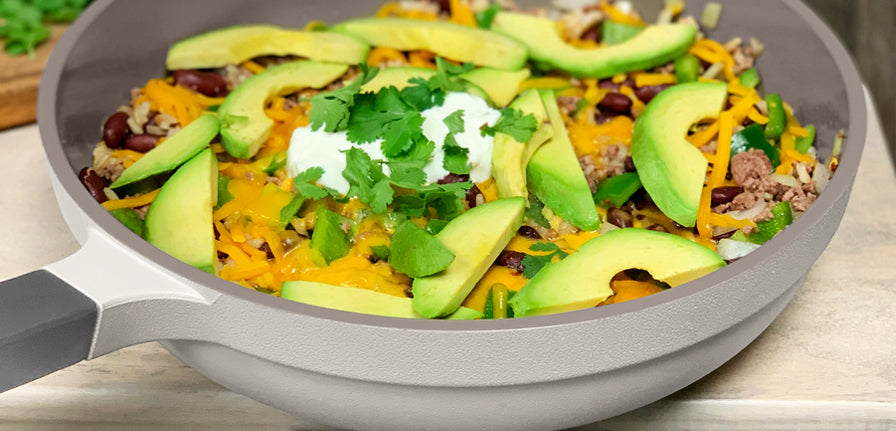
[[0, 24, 69, 131]]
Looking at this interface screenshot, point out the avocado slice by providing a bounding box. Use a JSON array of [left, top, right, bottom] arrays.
[[631, 82, 728, 227], [509, 228, 725, 317], [412, 197, 526, 318], [491, 12, 696, 78], [526, 90, 601, 230], [330, 18, 528, 70], [359, 66, 529, 107], [218, 61, 348, 159], [492, 88, 553, 199], [166, 25, 370, 70], [111, 114, 219, 189], [282, 281, 481, 320], [144, 148, 217, 274], [389, 221, 456, 279]]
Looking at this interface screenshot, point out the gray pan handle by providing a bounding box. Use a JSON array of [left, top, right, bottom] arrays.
[[0, 270, 98, 392]]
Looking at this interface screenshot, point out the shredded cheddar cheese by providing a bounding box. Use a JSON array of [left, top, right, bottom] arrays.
[[102, 189, 160, 211]]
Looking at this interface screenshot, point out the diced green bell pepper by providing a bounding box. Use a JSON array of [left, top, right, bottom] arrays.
[[216, 172, 234, 209], [593, 172, 643, 208], [730, 124, 781, 168], [263, 152, 288, 175], [601, 20, 645, 45], [764, 94, 786, 140], [795, 125, 816, 154], [739, 67, 761, 89], [674, 54, 701, 83], [751, 201, 793, 244]]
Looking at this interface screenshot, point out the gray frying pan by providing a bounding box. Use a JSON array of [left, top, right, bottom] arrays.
[[0, 0, 866, 429]]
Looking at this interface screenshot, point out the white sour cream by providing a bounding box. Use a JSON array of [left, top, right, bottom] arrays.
[[286, 92, 501, 194]]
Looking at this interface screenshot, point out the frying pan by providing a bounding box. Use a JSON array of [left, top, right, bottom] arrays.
[[0, 0, 866, 429]]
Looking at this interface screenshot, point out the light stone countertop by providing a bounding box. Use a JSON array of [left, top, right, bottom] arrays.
[[0, 96, 894, 430]]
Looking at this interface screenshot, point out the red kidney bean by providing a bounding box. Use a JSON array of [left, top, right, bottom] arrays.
[[172, 69, 229, 97], [517, 226, 542, 240], [465, 184, 483, 208], [607, 207, 634, 228], [124, 134, 160, 153], [102, 112, 131, 149], [259, 242, 275, 260], [598, 93, 633, 115], [711, 186, 745, 206], [713, 230, 737, 241], [634, 84, 672, 104], [598, 79, 635, 91], [624, 156, 636, 173], [581, 27, 600, 42], [438, 173, 470, 185], [647, 224, 668, 233], [496, 250, 526, 273], [79, 167, 109, 203]]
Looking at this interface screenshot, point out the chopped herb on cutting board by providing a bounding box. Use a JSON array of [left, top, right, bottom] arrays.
[[0, 0, 93, 56]]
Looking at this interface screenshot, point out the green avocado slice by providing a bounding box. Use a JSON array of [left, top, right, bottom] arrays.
[[491, 12, 696, 78], [281, 281, 481, 320], [218, 60, 348, 159], [492, 88, 553, 199], [144, 148, 217, 274], [509, 228, 725, 317], [166, 25, 370, 70], [330, 17, 528, 70], [412, 197, 526, 318], [631, 82, 728, 227], [111, 114, 219, 189], [526, 90, 601, 231]]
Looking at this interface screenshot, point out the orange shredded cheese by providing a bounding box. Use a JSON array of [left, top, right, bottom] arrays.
[[215, 241, 252, 265], [747, 108, 769, 125], [221, 261, 272, 281], [449, 0, 477, 27], [143, 79, 223, 127], [709, 213, 755, 229], [520, 77, 574, 91], [688, 122, 719, 148], [102, 189, 160, 211], [599, 1, 645, 26], [366, 47, 407, 67], [408, 50, 438, 69], [634, 73, 677, 88], [241, 60, 266, 74]]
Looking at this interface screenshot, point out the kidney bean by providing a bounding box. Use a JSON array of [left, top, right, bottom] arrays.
[[607, 207, 634, 228], [598, 93, 633, 115], [711, 186, 745, 206], [496, 250, 526, 273], [634, 84, 672, 104], [581, 27, 600, 42], [517, 226, 542, 240], [465, 184, 483, 208], [172, 69, 228, 97], [438, 173, 470, 185], [426, 0, 450, 13], [647, 224, 668, 233], [79, 167, 109, 203], [102, 112, 130, 149], [598, 79, 620, 91], [624, 156, 636, 173], [124, 134, 160, 153], [259, 242, 275, 260], [713, 230, 737, 241]]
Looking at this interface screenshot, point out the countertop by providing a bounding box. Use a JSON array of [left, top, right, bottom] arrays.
[[0, 96, 894, 430]]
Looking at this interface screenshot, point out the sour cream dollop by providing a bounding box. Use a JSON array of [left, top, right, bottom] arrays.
[[286, 92, 501, 194]]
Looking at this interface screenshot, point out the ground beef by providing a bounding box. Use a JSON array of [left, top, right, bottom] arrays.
[[557, 95, 582, 116], [731, 148, 778, 194], [781, 183, 818, 212], [601, 144, 629, 178], [713, 191, 757, 213]]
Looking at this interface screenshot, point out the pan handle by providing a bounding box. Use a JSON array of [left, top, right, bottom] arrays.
[[0, 270, 98, 393]]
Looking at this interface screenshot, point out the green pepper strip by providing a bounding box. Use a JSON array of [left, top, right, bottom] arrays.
[[795, 125, 816, 154], [730, 124, 781, 168], [674, 55, 701, 84], [739, 67, 761, 89], [751, 201, 793, 244], [593, 172, 642, 208], [764, 94, 786, 140]]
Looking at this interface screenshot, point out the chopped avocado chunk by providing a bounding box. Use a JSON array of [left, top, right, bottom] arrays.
[[526, 90, 601, 230], [109, 208, 145, 237], [281, 281, 481, 319], [111, 114, 218, 189], [412, 197, 526, 318], [330, 18, 528, 70], [593, 172, 643, 208], [492, 88, 553, 199], [389, 221, 456, 278], [166, 25, 370, 70], [730, 124, 781, 168], [509, 228, 725, 317], [631, 82, 728, 227], [310, 206, 352, 265], [219, 61, 349, 159], [144, 149, 218, 274], [601, 21, 645, 45], [279, 194, 305, 226], [491, 12, 696, 78]]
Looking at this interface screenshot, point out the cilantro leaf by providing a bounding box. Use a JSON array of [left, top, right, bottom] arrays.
[[401, 77, 445, 111], [481, 107, 539, 143], [388, 137, 434, 187], [346, 86, 424, 157], [342, 147, 394, 214], [521, 242, 568, 279], [525, 195, 551, 228], [292, 167, 339, 200], [309, 65, 379, 133], [441, 110, 472, 175], [444, 109, 465, 135]]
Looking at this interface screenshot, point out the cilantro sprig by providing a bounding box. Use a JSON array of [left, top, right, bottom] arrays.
[[481, 107, 539, 143], [0, 0, 93, 56], [521, 243, 569, 279]]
